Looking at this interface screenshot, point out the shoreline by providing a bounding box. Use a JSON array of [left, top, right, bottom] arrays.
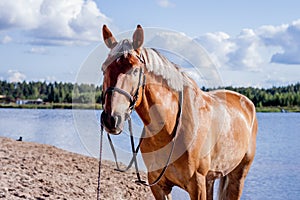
[[0, 103, 102, 110], [255, 106, 300, 112], [0, 103, 300, 112], [0, 137, 152, 199]]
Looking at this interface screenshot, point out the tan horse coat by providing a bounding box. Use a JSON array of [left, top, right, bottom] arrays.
[[101, 25, 258, 200]]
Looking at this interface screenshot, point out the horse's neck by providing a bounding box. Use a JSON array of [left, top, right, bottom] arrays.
[[135, 72, 179, 137]]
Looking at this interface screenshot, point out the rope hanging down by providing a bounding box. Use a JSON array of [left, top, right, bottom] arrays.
[[97, 90, 182, 197], [97, 125, 104, 200], [105, 90, 183, 186]]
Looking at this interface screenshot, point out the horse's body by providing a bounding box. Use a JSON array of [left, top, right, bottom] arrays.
[[101, 25, 258, 200]]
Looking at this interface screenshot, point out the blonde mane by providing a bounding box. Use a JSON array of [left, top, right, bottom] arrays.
[[142, 48, 191, 91], [104, 39, 191, 91]]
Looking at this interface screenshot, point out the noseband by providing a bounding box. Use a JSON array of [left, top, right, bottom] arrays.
[[102, 54, 146, 113]]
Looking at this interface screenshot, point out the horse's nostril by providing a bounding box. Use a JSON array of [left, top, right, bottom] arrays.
[[101, 111, 116, 128], [101, 111, 123, 134], [114, 115, 122, 128], [100, 111, 107, 126]]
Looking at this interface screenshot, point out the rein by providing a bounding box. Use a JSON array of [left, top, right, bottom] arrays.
[[102, 90, 183, 187], [97, 125, 104, 200], [97, 52, 183, 196], [135, 89, 183, 186]]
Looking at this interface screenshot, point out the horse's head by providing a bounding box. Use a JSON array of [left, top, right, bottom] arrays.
[[101, 25, 145, 134]]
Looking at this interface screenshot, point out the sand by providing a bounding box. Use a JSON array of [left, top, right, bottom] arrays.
[[0, 137, 153, 200]]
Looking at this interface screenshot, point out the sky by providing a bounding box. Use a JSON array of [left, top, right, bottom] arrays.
[[0, 0, 299, 88]]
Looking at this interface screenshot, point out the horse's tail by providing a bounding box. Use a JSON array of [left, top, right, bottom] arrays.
[[250, 100, 258, 137], [242, 96, 258, 159]]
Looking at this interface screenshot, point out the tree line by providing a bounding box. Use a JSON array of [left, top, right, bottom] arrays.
[[203, 83, 300, 108], [0, 80, 299, 107], [0, 81, 102, 104]]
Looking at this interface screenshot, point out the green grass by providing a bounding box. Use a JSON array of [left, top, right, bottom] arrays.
[[256, 106, 300, 112]]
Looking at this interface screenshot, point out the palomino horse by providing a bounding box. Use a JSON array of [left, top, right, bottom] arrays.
[[100, 25, 258, 200]]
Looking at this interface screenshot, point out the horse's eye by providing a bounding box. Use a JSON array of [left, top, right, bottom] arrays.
[[133, 68, 139, 76]]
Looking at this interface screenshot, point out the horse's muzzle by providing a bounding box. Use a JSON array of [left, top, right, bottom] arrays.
[[101, 111, 123, 134]]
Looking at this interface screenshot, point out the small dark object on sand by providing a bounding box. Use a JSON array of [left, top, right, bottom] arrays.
[[16, 136, 22, 141]]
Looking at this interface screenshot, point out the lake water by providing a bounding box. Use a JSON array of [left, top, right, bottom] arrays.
[[0, 109, 299, 199]]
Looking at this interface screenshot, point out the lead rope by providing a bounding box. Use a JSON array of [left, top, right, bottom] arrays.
[[127, 117, 145, 183], [106, 118, 145, 173], [132, 90, 183, 186], [97, 125, 104, 200], [105, 90, 183, 187]]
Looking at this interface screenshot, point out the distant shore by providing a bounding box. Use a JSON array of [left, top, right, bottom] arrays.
[[0, 103, 299, 112], [0, 137, 152, 199], [0, 103, 102, 110], [255, 106, 300, 112]]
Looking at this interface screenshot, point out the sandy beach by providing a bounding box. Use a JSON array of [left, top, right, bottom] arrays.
[[0, 137, 153, 199]]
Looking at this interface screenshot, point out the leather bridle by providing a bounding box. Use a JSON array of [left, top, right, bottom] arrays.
[[99, 52, 184, 188], [101, 54, 146, 114]]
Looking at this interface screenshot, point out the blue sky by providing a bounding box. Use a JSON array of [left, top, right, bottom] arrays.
[[0, 0, 299, 87]]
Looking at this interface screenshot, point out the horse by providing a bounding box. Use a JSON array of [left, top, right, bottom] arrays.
[[100, 24, 258, 200]]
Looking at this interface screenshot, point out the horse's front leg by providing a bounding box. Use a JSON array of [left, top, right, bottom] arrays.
[[206, 178, 215, 200], [150, 184, 172, 200], [186, 172, 206, 200], [148, 173, 172, 200]]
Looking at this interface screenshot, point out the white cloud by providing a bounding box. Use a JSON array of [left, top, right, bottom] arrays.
[[156, 0, 175, 8], [0, 0, 111, 45], [144, 20, 300, 87], [196, 29, 269, 71], [25, 47, 48, 55], [7, 70, 26, 82], [195, 19, 300, 72], [147, 31, 216, 70], [145, 31, 223, 87], [0, 0, 41, 30], [40, 75, 57, 82], [195, 32, 235, 68], [226, 29, 265, 71], [0, 35, 12, 44], [259, 19, 300, 65]]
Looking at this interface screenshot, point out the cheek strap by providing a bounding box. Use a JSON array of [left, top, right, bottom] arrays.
[[102, 67, 145, 112]]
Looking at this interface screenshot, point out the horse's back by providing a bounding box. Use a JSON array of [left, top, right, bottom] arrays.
[[209, 89, 256, 130]]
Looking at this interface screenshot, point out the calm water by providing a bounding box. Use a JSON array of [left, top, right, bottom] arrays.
[[0, 109, 299, 199]]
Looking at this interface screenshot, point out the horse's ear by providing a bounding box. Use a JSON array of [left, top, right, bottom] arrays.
[[132, 25, 144, 51], [102, 25, 117, 49]]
